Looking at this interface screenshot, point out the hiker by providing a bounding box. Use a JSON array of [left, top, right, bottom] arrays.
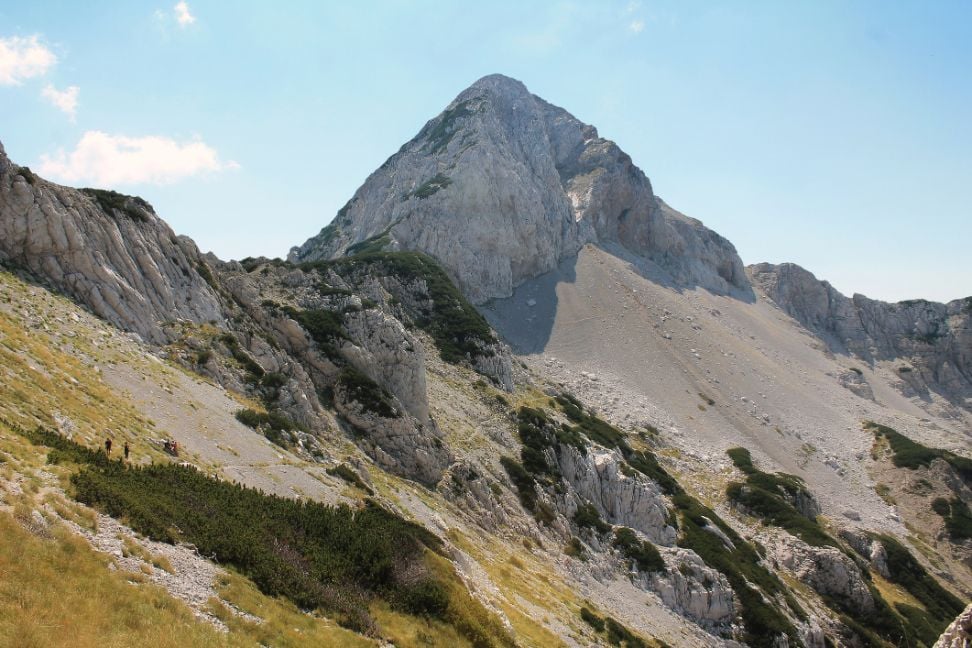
[[124, 441, 130, 461], [105, 437, 112, 456]]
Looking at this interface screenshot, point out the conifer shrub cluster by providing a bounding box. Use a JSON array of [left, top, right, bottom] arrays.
[[612, 527, 665, 573], [336, 367, 399, 419], [20, 427, 506, 640], [725, 447, 834, 547], [867, 421, 972, 482], [932, 497, 972, 540]]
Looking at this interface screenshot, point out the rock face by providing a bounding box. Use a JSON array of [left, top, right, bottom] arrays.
[[556, 445, 677, 546], [750, 262, 972, 409], [0, 141, 223, 344], [935, 602, 972, 648], [291, 74, 749, 303], [768, 535, 874, 615], [643, 548, 735, 627]]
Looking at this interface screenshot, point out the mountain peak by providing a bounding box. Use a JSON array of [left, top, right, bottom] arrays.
[[291, 76, 749, 303]]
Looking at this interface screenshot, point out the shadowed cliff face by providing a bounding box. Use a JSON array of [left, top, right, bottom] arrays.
[[0, 142, 224, 344], [750, 261, 972, 410], [290, 73, 750, 303]]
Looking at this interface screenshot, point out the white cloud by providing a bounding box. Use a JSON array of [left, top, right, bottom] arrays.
[[0, 35, 57, 85], [628, 19, 645, 33], [625, 1, 641, 14], [174, 1, 196, 27], [41, 84, 79, 121], [38, 131, 239, 186]]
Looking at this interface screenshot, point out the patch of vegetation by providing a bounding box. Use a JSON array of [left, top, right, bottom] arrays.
[[410, 173, 453, 199], [725, 447, 834, 547], [194, 261, 218, 290], [318, 252, 496, 364], [612, 527, 665, 573], [346, 228, 392, 256], [897, 366, 913, 373], [218, 333, 265, 381], [194, 349, 212, 365], [671, 491, 800, 647], [563, 536, 587, 561], [871, 533, 965, 629], [554, 393, 628, 451], [698, 392, 715, 406], [20, 428, 508, 641], [579, 606, 605, 632], [423, 100, 476, 153], [932, 497, 972, 541], [17, 165, 36, 184], [336, 367, 398, 419], [573, 502, 611, 534], [626, 450, 681, 496], [281, 306, 347, 357], [848, 367, 863, 375], [80, 188, 152, 222], [235, 409, 304, 448], [577, 606, 647, 647], [499, 456, 538, 513], [326, 463, 373, 495], [867, 421, 972, 482]]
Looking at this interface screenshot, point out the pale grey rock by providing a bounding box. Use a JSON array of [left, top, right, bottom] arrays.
[[750, 262, 972, 410], [641, 547, 735, 627], [555, 445, 677, 546], [838, 368, 875, 401], [333, 383, 450, 486], [768, 534, 874, 614], [0, 144, 223, 344], [935, 602, 972, 648], [291, 74, 750, 303]]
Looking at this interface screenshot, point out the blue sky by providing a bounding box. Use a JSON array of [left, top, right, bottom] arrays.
[[1, 1, 970, 302]]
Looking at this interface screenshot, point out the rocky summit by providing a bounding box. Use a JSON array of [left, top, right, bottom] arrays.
[[1, 74, 970, 648], [290, 74, 748, 303]]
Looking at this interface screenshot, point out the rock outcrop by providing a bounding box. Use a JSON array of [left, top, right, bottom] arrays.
[[935, 602, 972, 648], [556, 445, 677, 546], [768, 535, 874, 615], [0, 141, 223, 344], [291, 74, 749, 303], [750, 262, 972, 409]]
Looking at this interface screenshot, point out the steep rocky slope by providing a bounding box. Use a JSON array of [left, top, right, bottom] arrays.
[[751, 262, 972, 414], [0, 141, 223, 344], [290, 74, 748, 303]]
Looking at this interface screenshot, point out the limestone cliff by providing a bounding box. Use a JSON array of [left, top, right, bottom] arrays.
[[750, 262, 972, 409], [0, 140, 223, 344], [290, 74, 749, 302]]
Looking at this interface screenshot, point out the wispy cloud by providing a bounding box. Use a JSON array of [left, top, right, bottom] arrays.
[[0, 35, 57, 85], [628, 20, 645, 34], [41, 84, 80, 121], [174, 1, 196, 27], [38, 131, 238, 186]]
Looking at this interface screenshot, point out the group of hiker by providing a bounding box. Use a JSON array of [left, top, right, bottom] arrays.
[[103, 437, 180, 460]]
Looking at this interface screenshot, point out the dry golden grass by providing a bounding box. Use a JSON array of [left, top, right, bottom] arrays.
[[208, 571, 374, 648], [0, 511, 238, 648]]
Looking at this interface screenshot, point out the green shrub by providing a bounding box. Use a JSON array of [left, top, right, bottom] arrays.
[[20, 429, 472, 637], [282, 306, 348, 357], [932, 498, 972, 540], [725, 448, 834, 547], [564, 537, 587, 561], [219, 333, 265, 379], [410, 173, 452, 199], [326, 463, 373, 495], [346, 229, 391, 256], [336, 367, 398, 419], [625, 450, 681, 496], [195, 349, 212, 365], [870, 533, 964, 627], [423, 100, 475, 153], [867, 422, 972, 482], [500, 456, 537, 513], [612, 527, 665, 573], [80, 188, 152, 222], [554, 394, 628, 452], [18, 166, 36, 184], [235, 409, 304, 448], [579, 606, 605, 632], [573, 502, 611, 534]]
